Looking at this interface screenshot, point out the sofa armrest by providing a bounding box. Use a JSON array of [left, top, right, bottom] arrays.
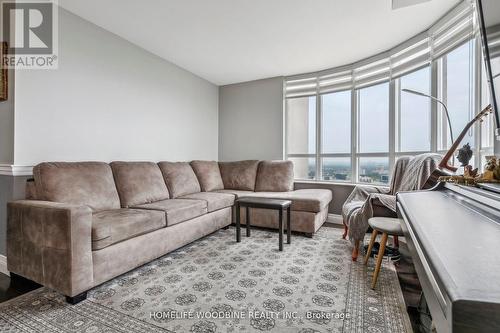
[[7, 200, 93, 297]]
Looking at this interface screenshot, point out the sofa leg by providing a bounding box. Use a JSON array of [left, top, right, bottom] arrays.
[[304, 232, 313, 238], [66, 291, 87, 305]]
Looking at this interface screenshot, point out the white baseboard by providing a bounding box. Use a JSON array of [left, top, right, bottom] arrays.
[[327, 213, 343, 225], [0, 255, 9, 276], [0, 164, 34, 176]]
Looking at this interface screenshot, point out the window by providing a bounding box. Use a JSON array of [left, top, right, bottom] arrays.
[[355, 82, 390, 184], [398, 67, 431, 152], [286, 96, 317, 180], [286, 96, 316, 155], [322, 157, 352, 182], [358, 83, 389, 153], [321, 91, 352, 182], [288, 157, 316, 180], [321, 91, 351, 154], [287, 91, 354, 181], [479, 52, 495, 168], [358, 157, 390, 184], [284, 1, 488, 184]]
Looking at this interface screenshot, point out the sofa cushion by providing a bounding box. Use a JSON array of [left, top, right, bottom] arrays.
[[132, 199, 207, 226], [158, 162, 201, 198], [111, 162, 170, 207], [222, 189, 331, 213], [190, 160, 224, 192], [33, 162, 120, 212], [219, 160, 259, 191], [92, 209, 166, 250], [217, 188, 331, 212], [257, 189, 332, 212], [215, 189, 256, 198], [180, 192, 235, 212], [255, 160, 294, 192]]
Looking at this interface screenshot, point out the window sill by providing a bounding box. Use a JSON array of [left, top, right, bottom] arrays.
[[294, 179, 389, 188]]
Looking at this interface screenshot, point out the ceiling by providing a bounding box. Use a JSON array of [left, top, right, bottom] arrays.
[[59, 0, 460, 85]]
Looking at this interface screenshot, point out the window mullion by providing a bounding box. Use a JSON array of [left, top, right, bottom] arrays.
[[441, 56, 448, 149], [316, 81, 321, 180], [396, 79, 402, 153], [282, 80, 287, 160], [473, 36, 482, 168], [389, 79, 397, 175], [352, 89, 358, 183], [430, 58, 438, 153]]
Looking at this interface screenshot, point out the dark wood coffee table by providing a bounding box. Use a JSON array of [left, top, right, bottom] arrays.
[[235, 197, 292, 251]]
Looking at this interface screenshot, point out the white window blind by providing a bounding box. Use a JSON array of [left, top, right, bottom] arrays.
[[353, 56, 391, 89], [318, 68, 353, 94], [285, 1, 475, 97], [285, 76, 317, 98], [391, 34, 431, 78], [430, 1, 475, 58]]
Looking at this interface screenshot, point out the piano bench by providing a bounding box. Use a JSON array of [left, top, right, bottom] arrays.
[[364, 217, 404, 289]]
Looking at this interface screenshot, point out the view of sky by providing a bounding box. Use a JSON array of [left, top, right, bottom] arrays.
[[400, 67, 431, 152], [446, 40, 475, 149], [322, 91, 351, 153], [359, 83, 389, 153]]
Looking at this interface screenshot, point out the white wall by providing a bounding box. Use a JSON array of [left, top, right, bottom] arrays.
[[13, 8, 219, 165], [219, 77, 284, 161]]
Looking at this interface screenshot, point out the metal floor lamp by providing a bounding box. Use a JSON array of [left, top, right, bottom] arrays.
[[402, 89, 455, 166]]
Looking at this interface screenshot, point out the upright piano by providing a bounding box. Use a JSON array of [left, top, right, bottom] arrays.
[[397, 182, 500, 333]]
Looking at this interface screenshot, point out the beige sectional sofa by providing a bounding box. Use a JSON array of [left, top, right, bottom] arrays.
[[7, 160, 331, 303]]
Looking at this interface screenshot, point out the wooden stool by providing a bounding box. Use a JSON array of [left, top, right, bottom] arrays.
[[364, 217, 404, 289]]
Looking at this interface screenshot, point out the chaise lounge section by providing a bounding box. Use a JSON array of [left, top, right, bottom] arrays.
[[7, 159, 332, 303]]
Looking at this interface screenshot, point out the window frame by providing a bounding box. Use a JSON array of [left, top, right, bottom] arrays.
[[286, 90, 355, 183], [285, 37, 493, 184], [354, 83, 391, 185]]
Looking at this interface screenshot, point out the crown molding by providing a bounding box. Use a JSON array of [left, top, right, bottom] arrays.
[[0, 164, 34, 176]]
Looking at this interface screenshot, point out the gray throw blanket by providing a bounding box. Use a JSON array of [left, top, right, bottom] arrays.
[[342, 153, 441, 244]]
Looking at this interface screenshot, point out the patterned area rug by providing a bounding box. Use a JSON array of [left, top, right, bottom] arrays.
[[0, 227, 412, 333]]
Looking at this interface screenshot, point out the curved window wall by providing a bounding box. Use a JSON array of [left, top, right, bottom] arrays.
[[285, 1, 494, 184]]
